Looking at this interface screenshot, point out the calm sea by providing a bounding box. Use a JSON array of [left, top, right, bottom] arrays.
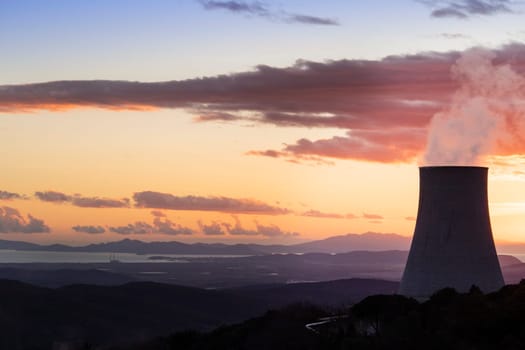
[[1, 249, 522, 264], [0, 250, 244, 263]]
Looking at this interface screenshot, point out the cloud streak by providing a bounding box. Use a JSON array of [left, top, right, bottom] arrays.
[[287, 14, 338, 26], [0, 206, 50, 233], [133, 191, 290, 215], [267, 128, 427, 163], [0, 191, 25, 201], [108, 211, 193, 235], [224, 216, 298, 237], [440, 32, 470, 39], [200, 0, 267, 14], [71, 197, 130, 208], [297, 210, 380, 220], [299, 209, 359, 219], [300, 210, 345, 219], [0, 50, 455, 164], [34, 191, 129, 208], [198, 1, 339, 25], [72, 225, 106, 234], [362, 213, 384, 220], [109, 222, 153, 235], [418, 0, 515, 18], [35, 191, 70, 203]]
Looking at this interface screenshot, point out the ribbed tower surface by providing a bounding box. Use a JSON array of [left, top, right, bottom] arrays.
[[399, 166, 504, 298]]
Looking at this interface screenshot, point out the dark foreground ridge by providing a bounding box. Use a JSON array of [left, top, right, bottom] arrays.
[[3, 277, 525, 349], [0, 278, 397, 349], [118, 281, 525, 350]]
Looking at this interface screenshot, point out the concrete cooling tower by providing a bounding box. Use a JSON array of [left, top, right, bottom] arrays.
[[399, 166, 504, 298]]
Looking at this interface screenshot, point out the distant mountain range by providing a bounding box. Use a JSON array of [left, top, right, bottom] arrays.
[[289, 232, 411, 253], [1, 232, 524, 255], [0, 232, 411, 255]]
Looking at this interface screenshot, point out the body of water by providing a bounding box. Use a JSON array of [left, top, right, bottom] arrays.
[[0, 250, 244, 263]]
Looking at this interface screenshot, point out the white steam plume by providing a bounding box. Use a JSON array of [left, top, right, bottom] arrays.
[[424, 48, 525, 166]]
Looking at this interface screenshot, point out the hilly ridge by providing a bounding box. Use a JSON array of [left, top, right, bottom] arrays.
[[0, 232, 412, 255], [0, 277, 398, 349], [3, 232, 523, 256]]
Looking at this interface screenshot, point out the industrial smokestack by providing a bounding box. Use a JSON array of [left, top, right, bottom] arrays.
[[399, 166, 504, 298]]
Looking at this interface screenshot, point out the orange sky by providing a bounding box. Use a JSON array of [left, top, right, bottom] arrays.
[[1, 107, 525, 245], [3, 2, 525, 245]]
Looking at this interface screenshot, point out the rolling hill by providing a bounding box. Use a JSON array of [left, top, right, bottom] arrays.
[[0, 277, 398, 349]]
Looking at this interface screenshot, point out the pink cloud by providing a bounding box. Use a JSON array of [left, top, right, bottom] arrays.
[[275, 128, 427, 163], [4, 44, 525, 163]]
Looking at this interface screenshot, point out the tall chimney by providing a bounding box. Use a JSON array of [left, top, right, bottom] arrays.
[[399, 166, 504, 298]]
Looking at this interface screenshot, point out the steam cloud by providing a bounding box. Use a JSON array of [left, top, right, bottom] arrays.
[[423, 48, 525, 165]]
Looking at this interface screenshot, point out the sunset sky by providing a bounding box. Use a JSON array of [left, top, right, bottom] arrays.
[[2, 0, 525, 245]]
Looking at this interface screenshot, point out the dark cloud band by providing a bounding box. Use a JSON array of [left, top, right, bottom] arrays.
[[72, 225, 106, 234], [35, 191, 129, 208], [418, 0, 514, 18], [198, 0, 339, 25], [0, 191, 25, 201], [4, 44, 525, 163], [133, 191, 290, 215]]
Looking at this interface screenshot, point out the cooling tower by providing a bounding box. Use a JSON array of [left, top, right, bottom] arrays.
[[399, 166, 504, 298]]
